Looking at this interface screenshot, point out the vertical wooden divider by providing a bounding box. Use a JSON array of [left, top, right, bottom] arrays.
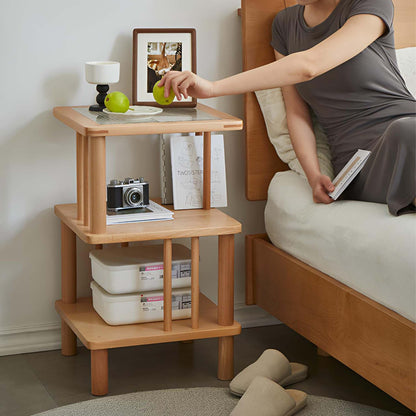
[[90, 136, 106, 234], [203, 132, 211, 209], [89, 244, 103, 283], [76, 133, 85, 222], [218, 234, 235, 326], [191, 237, 200, 329], [83, 136, 90, 227], [61, 222, 77, 357], [163, 239, 173, 331], [61, 223, 77, 304]]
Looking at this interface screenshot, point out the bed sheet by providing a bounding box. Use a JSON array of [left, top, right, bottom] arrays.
[[265, 171, 416, 322]]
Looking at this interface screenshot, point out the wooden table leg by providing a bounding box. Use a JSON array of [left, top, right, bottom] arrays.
[[218, 336, 234, 380], [91, 349, 108, 396], [90, 136, 106, 234], [217, 234, 235, 380], [203, 132, 211, 209], [61, 222, 77, 356]]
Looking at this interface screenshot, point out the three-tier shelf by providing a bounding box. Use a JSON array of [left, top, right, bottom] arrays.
[[53, 104, 243, 395]]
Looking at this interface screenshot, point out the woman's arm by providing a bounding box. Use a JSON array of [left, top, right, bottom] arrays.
[[276, 51, 334, 203], [159, 13, 385, 99]]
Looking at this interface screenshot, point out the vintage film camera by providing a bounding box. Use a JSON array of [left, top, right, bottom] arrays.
[[107, 177, 149, 212]]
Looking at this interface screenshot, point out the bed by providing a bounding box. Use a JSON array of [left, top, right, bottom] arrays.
[[240, 0, 416, 411]]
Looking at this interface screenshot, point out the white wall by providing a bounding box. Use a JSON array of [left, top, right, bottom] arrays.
[[0, 0, 274, 355]]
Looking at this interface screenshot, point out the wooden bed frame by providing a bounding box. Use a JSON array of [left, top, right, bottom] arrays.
[[241, 0, 416, 411]]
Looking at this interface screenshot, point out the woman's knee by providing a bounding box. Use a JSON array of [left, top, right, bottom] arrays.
[[383, 117, 416, 149]]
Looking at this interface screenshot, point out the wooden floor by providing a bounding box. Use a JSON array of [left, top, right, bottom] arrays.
[[0, 325, 413, 416]]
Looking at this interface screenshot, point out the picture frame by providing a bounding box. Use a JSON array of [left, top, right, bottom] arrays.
[[133, 28, 197, 108]]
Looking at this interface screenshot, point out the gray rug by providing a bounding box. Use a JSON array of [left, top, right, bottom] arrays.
[[32, 387, 401, 416]]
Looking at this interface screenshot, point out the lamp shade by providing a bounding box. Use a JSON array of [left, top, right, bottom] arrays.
[[85, 61, 120, 84]]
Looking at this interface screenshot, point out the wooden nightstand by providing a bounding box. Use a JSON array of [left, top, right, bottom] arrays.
[[53, 104, 243, 395]]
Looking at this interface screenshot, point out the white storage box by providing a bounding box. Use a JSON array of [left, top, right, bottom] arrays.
[[89, 243, 192, 294], [90, 281, 192, 325]]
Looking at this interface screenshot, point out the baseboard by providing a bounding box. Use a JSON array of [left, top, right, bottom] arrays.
[[234, 302, 281, 328], [0, 304, 280, 356], [0, 322, 62, 357]]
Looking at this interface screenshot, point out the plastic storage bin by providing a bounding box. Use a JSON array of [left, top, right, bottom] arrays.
[[89, 243, 191, 294], [90, 281, 192, 325]]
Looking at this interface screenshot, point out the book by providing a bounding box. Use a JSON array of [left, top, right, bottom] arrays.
[[328, 149, 371, 200], [160, 134, 180, 204], [169, 134, 228, 210], [160, 133, 197, 205], [106, 200, 173, 225]]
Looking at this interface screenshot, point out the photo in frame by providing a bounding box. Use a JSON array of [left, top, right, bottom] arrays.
[[133, 28, 197, 108]]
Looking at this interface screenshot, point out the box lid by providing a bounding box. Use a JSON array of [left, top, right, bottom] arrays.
[[90, 280, 191, 303], [89, 243, 191, 270]]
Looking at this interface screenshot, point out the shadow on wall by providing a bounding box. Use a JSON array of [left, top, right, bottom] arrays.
[[109, 33, 132, 100], [41, 32, 132, 108], [43, 72, 81, 107]]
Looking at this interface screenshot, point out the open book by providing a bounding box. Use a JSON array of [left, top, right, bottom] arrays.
[[329, 149, 371, 200]]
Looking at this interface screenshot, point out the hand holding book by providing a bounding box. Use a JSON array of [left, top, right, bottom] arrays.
[[328, 150, 371, 200], [310, 174, 335, 204]]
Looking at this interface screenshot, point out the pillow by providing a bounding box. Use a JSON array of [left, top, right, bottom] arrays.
[[255, 88, 334, 180], [396, 47, 416, 97]]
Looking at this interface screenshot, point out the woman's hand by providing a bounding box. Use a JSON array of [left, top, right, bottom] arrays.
[[309, 174, 335, 204], [158, 71, 215, 101]]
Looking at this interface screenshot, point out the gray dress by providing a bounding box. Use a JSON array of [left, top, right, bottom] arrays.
[[271, 0, 416, 215]]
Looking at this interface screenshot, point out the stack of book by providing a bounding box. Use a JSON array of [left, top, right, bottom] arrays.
[[106, 200, 173, 225]]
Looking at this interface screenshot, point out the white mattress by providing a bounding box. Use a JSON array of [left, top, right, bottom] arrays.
[[265, 171, 416, 322]]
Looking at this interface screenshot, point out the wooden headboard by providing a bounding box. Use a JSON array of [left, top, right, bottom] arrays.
[[241, 0, 416, 201]]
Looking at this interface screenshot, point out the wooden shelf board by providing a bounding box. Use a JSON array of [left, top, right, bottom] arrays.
[[56, 295, 241, 350], [55, 204, 241, 244]]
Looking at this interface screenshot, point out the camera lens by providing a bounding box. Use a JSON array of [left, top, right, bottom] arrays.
[[124, 187, 142, 207]]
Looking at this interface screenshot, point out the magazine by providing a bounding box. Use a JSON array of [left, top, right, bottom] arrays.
[[169, 134, 227, 210], [106, 200, 173, 225], [328, 149, 371, 200]]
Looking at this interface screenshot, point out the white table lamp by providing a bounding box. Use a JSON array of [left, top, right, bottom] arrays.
[[85, 61, 120, 111]]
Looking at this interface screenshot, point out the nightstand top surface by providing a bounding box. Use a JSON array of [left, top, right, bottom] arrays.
[[53, 103, 243, 137]]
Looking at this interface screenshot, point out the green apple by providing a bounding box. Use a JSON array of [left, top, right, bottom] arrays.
[[104, 91, 130, 113], [153, 81, 175, 105]]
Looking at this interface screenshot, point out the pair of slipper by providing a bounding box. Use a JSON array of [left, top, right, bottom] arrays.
[[229, 349, 308, 416]]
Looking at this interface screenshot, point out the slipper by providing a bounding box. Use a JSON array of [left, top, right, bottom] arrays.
[[230, 349, 308, 396], [230, 376, 307, 416]]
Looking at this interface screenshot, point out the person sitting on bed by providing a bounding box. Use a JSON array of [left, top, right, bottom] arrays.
[[159, 0, 416, 216]]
